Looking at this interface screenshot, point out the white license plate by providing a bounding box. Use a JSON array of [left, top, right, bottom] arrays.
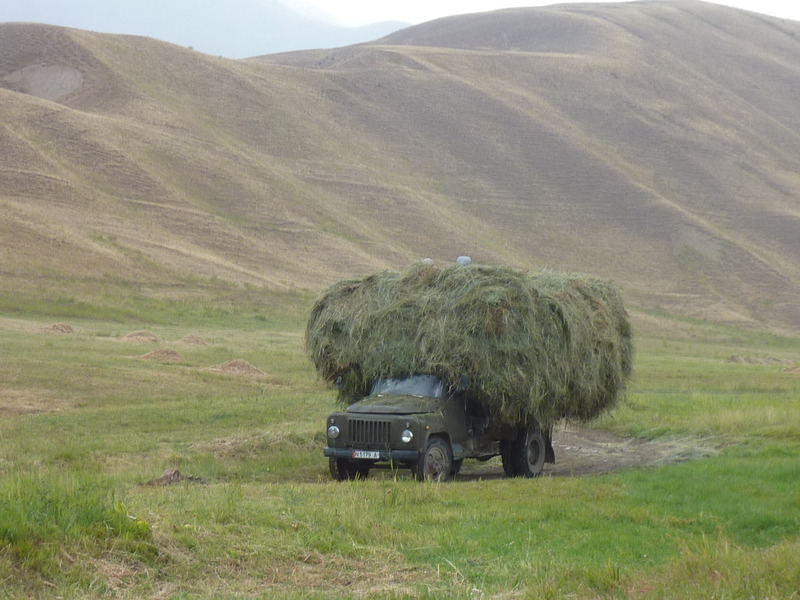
[[352, 450, 380, 460]]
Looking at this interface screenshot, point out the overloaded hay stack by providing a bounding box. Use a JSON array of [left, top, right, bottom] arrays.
[[305, 263, 632, 428]]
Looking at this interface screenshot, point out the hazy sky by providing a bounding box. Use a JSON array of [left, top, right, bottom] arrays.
[[4, 0, 798, 57], [285, 0, 800, 27]]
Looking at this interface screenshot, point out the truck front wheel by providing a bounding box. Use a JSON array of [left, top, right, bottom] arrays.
[[414, 436, 452, 482], [503, 427, 546, 478], [329, 458, 370, 481]]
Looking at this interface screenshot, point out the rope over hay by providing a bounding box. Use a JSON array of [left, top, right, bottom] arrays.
[[305, 263, 633, 427]]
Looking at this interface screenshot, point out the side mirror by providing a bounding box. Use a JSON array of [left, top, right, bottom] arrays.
[[457, 374, 470, 391], [335, 376, 344, 390]]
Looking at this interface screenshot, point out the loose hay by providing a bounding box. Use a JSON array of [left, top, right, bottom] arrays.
[[305, 263, 633, 427], [179, 334, 209, 345], [39, 323, 74, 334], [139, 348, 184, 362], [123, 330, 161, 343], [726, 355, 793, 365], [208, 359, 266, 377]]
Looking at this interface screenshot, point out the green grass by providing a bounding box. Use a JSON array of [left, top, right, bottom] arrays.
[[1, 300, 799, 598], [598, 335, 800, 441], [0, 471, 158, 594], [0, 279, 311, 329]]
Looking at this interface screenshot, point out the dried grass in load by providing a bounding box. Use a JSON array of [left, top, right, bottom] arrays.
[[305, 263, 632, 428]]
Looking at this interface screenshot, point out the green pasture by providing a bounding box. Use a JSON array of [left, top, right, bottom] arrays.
[[0, 295, 799, 599]]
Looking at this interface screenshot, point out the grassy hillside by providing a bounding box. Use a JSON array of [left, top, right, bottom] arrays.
[[1, 1, 800, 334]]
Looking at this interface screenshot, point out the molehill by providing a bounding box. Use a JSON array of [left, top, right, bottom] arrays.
[[305, 263, 633, 428]]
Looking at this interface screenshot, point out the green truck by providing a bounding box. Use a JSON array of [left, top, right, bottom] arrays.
[[308, 262, 632, 482], [323, 374, 554, 481]]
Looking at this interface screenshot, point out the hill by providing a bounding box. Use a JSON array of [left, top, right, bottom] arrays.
[[1, 0, 800, 333]]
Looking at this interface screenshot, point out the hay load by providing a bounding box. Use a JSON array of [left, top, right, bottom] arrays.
[[305, 262, 632, 428]]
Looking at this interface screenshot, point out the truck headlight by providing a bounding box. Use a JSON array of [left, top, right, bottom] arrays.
[[327, 425, 340, 439], [401, 429, 414, 443]]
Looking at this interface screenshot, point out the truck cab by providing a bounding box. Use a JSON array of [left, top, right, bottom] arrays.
[[323, 374, 554, 481]]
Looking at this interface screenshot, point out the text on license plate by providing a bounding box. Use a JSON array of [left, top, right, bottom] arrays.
[[352, 450, 380, 460]]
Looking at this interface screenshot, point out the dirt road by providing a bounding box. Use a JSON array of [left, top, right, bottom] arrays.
[[459, 425, 718, 479]]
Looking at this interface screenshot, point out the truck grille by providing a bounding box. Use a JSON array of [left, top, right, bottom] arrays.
[[350, 419, 390, 446]]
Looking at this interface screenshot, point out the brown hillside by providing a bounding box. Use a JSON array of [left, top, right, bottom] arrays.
[[1, 2, 800, 332]]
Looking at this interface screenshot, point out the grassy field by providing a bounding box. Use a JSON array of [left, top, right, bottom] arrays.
[[1, 295, 799, 599]]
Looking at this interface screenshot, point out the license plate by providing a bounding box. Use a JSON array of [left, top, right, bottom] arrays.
[[352, 450, 380, 460]]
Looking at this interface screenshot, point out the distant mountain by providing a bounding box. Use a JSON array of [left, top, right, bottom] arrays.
[[1, 1, 799, 332], [0, 0, 409, 57]]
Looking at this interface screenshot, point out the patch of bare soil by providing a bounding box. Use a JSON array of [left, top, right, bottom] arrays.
[[139, 348, 184, 362], [38, 323, 75, 334], [179, 334, 208, 345], [3, 64, 84, 102], [460, 425, 719, 479], [784, 366, 800, 374], [123, 330, 161, 343], [207, 359, 266, 377]]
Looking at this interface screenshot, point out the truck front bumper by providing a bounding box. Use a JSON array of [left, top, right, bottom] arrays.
[[324, 447, 420, 463]]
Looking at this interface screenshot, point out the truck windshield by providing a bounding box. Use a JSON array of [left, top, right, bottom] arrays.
[[371, 375, 444, 398]]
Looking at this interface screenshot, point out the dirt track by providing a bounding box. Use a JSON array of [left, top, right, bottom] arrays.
[[546, 426, 717, 476], [458, 425, 718, 480]]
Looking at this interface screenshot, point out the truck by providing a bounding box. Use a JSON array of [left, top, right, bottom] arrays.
[[323, 373, 555, 481], [307, 261, 632, 482]]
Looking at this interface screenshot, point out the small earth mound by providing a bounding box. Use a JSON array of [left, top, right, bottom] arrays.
[[207, 359, 266, 377], [179, 334, 209, 345], [139, 348, 184, 362], [726, 355, 755, 364], [39, 323, 74, 334], [763, 357, 793, 365], [141, 468, 208, 486], [784, 366, 800, 374], [123, 330, 161, 343]]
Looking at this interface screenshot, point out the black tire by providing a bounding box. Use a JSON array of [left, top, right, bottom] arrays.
[[500, 439, 517, 477], [414, 436, 452, 482], [511, 427, 546, 478], [545, 428, 556, 464], [329, 458, 370, 481]]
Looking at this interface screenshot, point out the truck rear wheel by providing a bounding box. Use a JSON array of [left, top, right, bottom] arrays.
[[414, 436, 452, 482], [500, 440, 516, 476], [502, 427, 546, 478], [329, 458, 370, 481]]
